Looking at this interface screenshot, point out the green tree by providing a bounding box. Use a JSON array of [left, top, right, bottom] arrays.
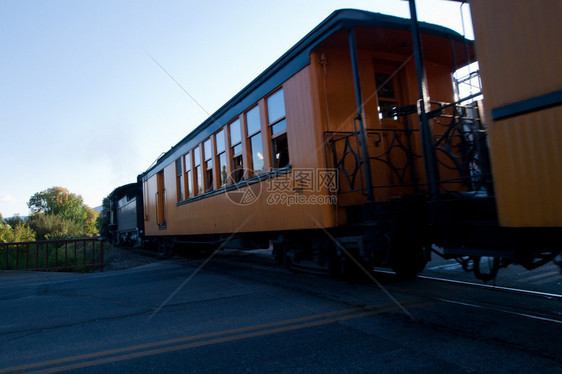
[[84, 206, 99, 236], [0, 221, 12, 243], [4, 216, 25, 227], [27, 187, 99, 240], [28, 187, 87, 223], [97, 196, 111, 237], [0, 213, 35, 243], [11, 222, 36, 242]]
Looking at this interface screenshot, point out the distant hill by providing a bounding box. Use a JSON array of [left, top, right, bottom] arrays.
[[93, 206, 103, 213]]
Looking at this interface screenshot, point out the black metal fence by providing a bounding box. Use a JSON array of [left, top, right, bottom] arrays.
[[0, 238, 104, 272]]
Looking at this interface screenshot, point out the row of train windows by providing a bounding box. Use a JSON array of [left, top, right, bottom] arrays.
[[175, 88, 289, 202]]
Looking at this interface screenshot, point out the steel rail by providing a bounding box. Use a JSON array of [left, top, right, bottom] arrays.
[[374, 269, 562, 325], [433, 297, 562, 325], [416, 274, 562, 300], [372, 268, 562, 300]]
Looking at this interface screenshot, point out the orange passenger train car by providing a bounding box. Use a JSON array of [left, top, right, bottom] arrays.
[[136, 7, 561, 280], [468, 0, 562, 228]]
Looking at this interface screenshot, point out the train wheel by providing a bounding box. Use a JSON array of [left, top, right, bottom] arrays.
[[272, 243, 299, 272], [340, 249, 372, 283], [390, 239, 427, 278], [157, 238, 175, 258], [327, 248, 344, 277], [472, 256, 500, 282], [272, 243, 287, 265]]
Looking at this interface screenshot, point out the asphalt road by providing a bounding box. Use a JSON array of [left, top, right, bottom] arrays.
[[1, 251, 561, 373]]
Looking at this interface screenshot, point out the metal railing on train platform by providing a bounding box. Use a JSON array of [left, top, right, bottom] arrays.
[[0, 238, 104, 272], [323, 127, 423, 195], [323, 101, 493, 198]]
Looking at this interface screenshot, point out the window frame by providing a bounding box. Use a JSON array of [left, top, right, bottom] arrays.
[[214, 128, 228, 187], [184, 151, 193, 199], [203, 138, 214, 192], [267, 88, 289, 169], [193, 145, 203, 196], [229, 118, 244, 183], [174, 92, 287, 203], [245, 105, 265, 175], [374, 61, 405, 125], [176, 158, 184, 202]]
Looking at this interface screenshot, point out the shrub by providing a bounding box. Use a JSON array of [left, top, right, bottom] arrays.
[[27, 214, 84, 241], [0, 221, 35, 243]]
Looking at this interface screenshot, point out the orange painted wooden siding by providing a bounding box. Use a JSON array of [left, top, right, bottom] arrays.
[[143, 25, 469, 237], [471, 0, 562, 227], [143, 66, 337, 237], [310, 28, 458, 207]]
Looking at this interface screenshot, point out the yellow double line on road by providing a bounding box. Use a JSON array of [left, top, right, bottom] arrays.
[[1, 300, 430, 374]]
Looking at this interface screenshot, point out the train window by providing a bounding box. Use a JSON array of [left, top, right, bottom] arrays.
[[230, 119, 244, 183], [184, 152, 193, 198], [272, 133, 289, 168], [249, 133, 264, 173], [215, 129, 225, 154], [246, 105, 261, 136], [230, 119, 241, 146], [375, 73, 395, 98], [232, 144, 242, 156], [215, 129, 227, 186], [271, 119, 287, 135], [205, 161, 213, 191], [203, 138, 212, 162], [194, 145, 202, 195], [204, 138, 213, 192], [268, 89, 289, 168], [232, 154, 243, 183], [267, 89, 285, 124], [218, 153, 227, 186], [375, 72, 399, 121], [176, 158, 184, 202], [246, 106, 264, 174]]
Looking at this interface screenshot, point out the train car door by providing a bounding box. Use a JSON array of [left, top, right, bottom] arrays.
[[156, 170, 166, 228], [372, 60, 421, 199]]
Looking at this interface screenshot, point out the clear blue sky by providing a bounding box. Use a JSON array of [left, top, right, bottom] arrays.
[[0, 0, 473, 217]]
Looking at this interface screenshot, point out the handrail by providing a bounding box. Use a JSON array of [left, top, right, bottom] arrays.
[[323, 101, 493, 198]]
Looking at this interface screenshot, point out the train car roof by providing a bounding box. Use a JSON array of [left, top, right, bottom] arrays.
[[108, 182, 139, 200], [140, 8, 471, 181]]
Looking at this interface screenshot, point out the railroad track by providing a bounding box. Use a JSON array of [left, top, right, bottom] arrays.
[[417, 274, 562, 300], [373, 267, 562, 300], [181, 250, 562, 327], [385, 271, 562, 326]]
